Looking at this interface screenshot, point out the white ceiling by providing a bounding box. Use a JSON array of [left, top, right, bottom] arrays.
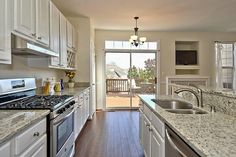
[[52, 0, 236, 32]]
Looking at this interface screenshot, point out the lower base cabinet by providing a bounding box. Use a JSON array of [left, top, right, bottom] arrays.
[[0, 142, 10, 157], [0, 118, 47, 157], [18, 134, 47, 157], [140, 101, 165, 157]]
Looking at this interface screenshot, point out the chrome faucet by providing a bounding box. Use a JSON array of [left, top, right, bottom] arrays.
[[189, 84, 203, 108], [174, 88, 201, 108]]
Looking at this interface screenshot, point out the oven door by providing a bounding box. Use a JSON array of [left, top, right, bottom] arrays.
[[52, 108, 75, 157]]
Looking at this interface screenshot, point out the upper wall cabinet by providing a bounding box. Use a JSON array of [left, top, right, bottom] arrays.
[[49, 1, 60, 67], [13, 0, 36, 39], [0, 0, 12, 64], [36, 0, 50, 45], [13, 0, 50, 46], [72, 27, 78, 51], [60, 13, 68, 68], [66, 20, 73, 50]]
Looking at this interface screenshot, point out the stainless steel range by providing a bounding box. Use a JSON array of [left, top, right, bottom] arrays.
[[0, 78, 75, 157]]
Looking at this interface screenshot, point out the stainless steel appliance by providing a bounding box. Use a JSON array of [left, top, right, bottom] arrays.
[[0, 78, 75, 157], [165, 125, 200, 157]]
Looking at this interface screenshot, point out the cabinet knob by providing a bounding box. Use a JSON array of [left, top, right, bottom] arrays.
[[38, 37, 42, 40], [149, 127, 153, 132], [31, 33, 36, 37], [33, 132, 40, 137]]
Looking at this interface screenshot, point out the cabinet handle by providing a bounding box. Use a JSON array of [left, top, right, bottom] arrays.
[[149, 127, 153, 132], [37, 37, 42, 40], [33, 132, 40, 137], [146, 124, 150, 127], [31, 33, 36, 37]]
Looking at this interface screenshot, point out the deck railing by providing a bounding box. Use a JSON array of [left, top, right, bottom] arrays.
[[106, 79, 129, 93]]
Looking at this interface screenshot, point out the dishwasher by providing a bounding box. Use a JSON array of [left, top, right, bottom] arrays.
[[165, 125, 200, 157]]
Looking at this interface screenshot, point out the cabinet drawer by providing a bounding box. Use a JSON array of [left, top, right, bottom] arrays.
[[143, 105, 152, 121], [15, 118, 46, 155], [151, 112, 165, 138], [19, 134, 47, 157]]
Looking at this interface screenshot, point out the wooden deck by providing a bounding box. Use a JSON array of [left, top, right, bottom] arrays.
[[106, 93, 140, 108]]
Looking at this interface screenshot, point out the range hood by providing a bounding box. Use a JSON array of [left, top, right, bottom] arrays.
[[11, 35, 59, 58]]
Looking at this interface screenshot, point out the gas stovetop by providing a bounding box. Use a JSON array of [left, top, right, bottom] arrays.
[[0, 95, 73, 110]]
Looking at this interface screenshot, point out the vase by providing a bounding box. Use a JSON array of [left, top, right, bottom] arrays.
[[68, 82, 75, 88]]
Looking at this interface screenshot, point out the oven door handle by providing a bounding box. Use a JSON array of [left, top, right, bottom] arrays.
[[53, 108, 74, 125], [165, 129, 187, 157]]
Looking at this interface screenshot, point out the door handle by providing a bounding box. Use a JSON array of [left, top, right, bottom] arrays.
[[165, 129, 187, 157]]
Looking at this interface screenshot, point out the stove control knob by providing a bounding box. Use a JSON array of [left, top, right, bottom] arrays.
[[70, 101, 75, 106], [57, 109, 63, 114], [65, 104, 70, 108]]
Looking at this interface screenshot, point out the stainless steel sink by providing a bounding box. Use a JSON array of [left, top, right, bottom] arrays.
[[151, 99, 208, 114], [151, 99, 193, 109], [165, 109, 208, 114]]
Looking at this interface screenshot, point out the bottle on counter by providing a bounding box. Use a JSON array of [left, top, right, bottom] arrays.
[[60, 79, 64, 90]]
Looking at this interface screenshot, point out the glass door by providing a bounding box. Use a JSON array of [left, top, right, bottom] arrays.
[[106, 52, 131, 108], [130, 52, 156, 107], [105, 51, 156, 109]]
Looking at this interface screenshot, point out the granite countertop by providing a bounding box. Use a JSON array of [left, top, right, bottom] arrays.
[[37, 86, 90, 96], [139, 94, 236, 157], [0, 110, 50, 145]]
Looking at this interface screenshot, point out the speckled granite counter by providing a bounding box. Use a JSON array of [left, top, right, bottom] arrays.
[[0, 110, 50, 145], [139, 94, 236, 157], [37, 87, 90, 97]]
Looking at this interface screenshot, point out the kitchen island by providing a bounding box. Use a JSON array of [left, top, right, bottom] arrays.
[[139, 94, 236, 157]]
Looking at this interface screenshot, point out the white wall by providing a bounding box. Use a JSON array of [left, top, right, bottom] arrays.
[[0, 55, 64, 83], [67, 17, 92, 83], [95, 30, 236, 110]]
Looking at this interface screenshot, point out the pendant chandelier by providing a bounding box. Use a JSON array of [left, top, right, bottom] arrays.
[[129, 17, 147, 47]]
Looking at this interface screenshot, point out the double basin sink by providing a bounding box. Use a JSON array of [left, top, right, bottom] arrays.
[[151, 99, 208, 114]]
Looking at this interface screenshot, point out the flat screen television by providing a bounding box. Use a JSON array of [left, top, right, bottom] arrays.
[[176, 50, 197, 65]]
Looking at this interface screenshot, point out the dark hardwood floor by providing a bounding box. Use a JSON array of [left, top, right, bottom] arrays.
[[74, 111, 144, 157]]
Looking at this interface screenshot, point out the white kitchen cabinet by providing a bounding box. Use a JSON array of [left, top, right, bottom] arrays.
[[0, 141, 11, 157], [74, 93, 84, 139], [49, 1, 60, 66], [59, 13, 68, 68], [13, 0, 36, 38], [18, 134, 47, 157], [151, 127, 165, 157], [13, 0, 50, 46], [140, 101, 165, 157], [139, 110, 143, 146], [36, 0, 50, 46], [72, 27, 78, 51], [66, 21, 73, 50], [0, 0, 12, 64]]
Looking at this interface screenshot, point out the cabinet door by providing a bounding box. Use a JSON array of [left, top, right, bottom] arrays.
[[72, 27, 77, 51], [0, 141, 11, 157], [139, 110, 143, 146], [49, 1, 60, 66], [143, 115, 151, 157], [19, 134, 47, 157], [36, 0, 49, 46], [74, 108, 79, 138], [59, 13, 68, 67], [14, 0, 36, 38], [66, 21, 73, 49], [151, 127, 165, 157], [0, 0, 11, 64]]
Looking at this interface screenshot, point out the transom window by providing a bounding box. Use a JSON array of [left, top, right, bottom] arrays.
[[105, 41, 157, 50]]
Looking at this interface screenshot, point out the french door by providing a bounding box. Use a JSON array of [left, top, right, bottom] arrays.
[[105, 51, 156, 109]]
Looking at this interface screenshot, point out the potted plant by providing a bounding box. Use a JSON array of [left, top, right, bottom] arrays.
[[65, 71, 76, 88]]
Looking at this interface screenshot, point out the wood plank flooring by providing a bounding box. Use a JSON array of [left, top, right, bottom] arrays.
[[74, 111, 144, 157]]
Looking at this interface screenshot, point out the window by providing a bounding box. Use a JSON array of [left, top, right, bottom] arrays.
[[221, 43, 234, 89], [105, 40, 157, 50]]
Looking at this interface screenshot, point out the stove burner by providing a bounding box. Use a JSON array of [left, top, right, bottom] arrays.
[[0, 95, 73, 110]]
